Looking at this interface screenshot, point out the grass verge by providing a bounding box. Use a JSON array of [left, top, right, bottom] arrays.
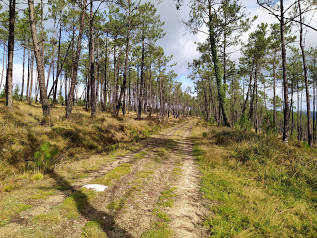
[[192, 122, 317, 237]]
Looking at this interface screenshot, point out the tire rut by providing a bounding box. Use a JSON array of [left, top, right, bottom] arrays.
[[168, 125, 208, 238]]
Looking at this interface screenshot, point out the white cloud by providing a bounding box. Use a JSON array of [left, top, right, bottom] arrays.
[[157, 0, 317, 96], [157, 0, 206, 90]]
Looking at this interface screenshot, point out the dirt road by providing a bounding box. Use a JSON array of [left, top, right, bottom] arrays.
[[0, 121, 207, 238]]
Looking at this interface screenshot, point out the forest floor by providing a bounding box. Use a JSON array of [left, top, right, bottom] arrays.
[[0, 101, 316, 237]]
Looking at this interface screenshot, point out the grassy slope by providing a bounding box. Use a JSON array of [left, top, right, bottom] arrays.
[[0, 99, 179, 187], [192, 121, 317, 238]]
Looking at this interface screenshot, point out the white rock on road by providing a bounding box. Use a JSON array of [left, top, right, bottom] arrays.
[[82, 184, 108, 192]]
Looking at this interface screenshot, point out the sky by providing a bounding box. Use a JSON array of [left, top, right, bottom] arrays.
[[156, 0, 204, 91], [156, 0, 317, 94]]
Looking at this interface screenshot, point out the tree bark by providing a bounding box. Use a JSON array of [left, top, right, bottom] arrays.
[[20, 46, 26, 100], [249, 64, 257, 120], [53, 25, 62, 104], [66, 0, 88, 118], [297, 80, 300, 141], [0, 45, 5, 92], [280, 0, 290, 144], [117, 2, 131, 117], [313, 79, 316, 144], [272, 52, 277, 129], [28, 0, 50, 119], [29, 53, 34, 104], [5, 0, 16, 108], [208, 0, 230, 127], [137, 28, 145, 120], [102, 36, 108, 111], [89, 1, 96, 118], [298, 0, 312, 146], [112, 40, 118, 114], [203, 81, 209, 121], [242, 59, 254, 115], [26, 50, 30, 101]]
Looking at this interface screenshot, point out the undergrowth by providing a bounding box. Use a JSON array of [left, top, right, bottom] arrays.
[[0, 100, 178, 182], [192, 122, 317, 237]]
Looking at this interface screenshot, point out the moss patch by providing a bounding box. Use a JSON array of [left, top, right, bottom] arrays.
[[82, 220, 108, 238]]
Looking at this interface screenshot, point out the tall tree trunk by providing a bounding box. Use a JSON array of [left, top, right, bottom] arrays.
[[26, 50, 30, 101], [242, 59, 254, 115], [35, 74, 39, 103], [66, 0, 88, 118], [112, 41, 118, 114], [117, 3, 131, 117], [29, 53, 34, 104], [148, 63, 152, 117], [0, 45, 6, 91], [96, 41, 100, 106], [203, 81, 209, 121], [89, 1, 96, 118], [137, 29, 145, 120], [300, 86, 303, 141], [297, 80, 300, 141], [313, 79, 316, 144], [255, 77, 258, 133], [298, 0, 312, 146], [5, 0, 16, 108], [28, 0, 50, 120], [53, 25, 62, 104], [280, 0, 290, 143], [65, 72, 68, 106], [291, 73, 294, 136], [249, 64, 257, 120], [273, 52, 277, 129], [20, 46, 26, 100], [208, 0, 230, 127], [85, 76, 90, 111], [102, 36, 108, 111], [59, 72, 63, 101], [128, 67, 131, 113], [46, 43, 57, 90]]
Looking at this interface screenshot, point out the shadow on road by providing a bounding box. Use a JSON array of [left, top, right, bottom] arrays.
[[48, 169, 133, 238]]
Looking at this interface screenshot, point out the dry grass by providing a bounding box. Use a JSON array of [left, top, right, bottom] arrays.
[[0, 99, 178, 182]]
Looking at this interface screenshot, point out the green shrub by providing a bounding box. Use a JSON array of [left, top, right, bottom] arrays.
[[262, 112, 278, 134], [0, 89, 5, 98], [202, 132, 208, 138], [235, 113, 252, 131], [76, 98, 86, 106], [2, 183, 17, 192], [129, 128, 141, 142], [13, 85, 20, 100], [31, 172, 44, 180], [57, 95, 64, 105], [33, 142, 59, 172], [144, 125, 161, 137]]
